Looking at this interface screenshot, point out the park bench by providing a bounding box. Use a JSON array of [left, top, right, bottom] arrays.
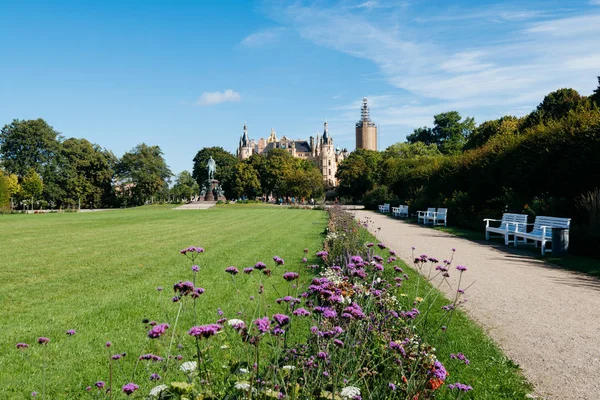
[[392, 205, 409, 218], [484, 213, 528, 245], [417, 208, 436, 224], [425, 208, 448, 227], [513, 216, 571, 255], [378, 203, 390, 213]]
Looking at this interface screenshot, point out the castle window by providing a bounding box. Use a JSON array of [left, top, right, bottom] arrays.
[[328, 160, 331, 166], [329, 169, 331, 176]]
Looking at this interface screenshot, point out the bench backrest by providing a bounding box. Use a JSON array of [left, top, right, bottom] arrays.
[[532, 216, 571, 237], [427, 207, 436, 214], [400, 205, 408, 212], [436, 208, 447, 218], [501, 213, 528, 232]]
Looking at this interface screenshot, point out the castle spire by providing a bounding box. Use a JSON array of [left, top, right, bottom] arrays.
[[361, 97, 370, 122]]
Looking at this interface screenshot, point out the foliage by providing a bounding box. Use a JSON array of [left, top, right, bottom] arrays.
[[464, 116, 521, 150], [362, 185, 398, 210], [521, 88, 590, 130], [592, 76, 600, 107], [0, 118, 62, 178], [20, 168, 44, 209], [0, 171, 10, 211], [336, 149, 381, 202], [231, 162, 262, 199], [406, 112, 475, 155], [61, 138, 115, 208], [382, 142, 441, 160], [116, 143, 172, 206], [172, 170, 199, 201], [192, 147, 239, 198]]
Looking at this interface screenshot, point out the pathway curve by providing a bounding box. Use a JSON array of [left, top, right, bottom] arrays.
[[354, 211, 600, 400]]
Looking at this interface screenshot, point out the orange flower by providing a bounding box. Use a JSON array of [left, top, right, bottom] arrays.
[[402, 376, 408, 384], [428, 378, 444, 390]]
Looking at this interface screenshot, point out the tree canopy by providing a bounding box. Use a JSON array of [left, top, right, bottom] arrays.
[[116, 143, 172, 205], [406, 111, 475, 154], [192, 147, 239, 198]]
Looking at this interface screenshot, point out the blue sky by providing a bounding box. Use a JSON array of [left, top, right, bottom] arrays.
[[1, 0, 600, 175]]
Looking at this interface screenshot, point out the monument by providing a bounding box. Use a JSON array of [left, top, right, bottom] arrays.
[[202, 156, 226, 202]]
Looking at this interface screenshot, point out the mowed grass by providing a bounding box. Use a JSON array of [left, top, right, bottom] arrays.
[[0, 205, 327, 398]]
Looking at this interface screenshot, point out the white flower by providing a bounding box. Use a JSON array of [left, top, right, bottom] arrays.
[[238, 368, 250, 374], [340, 386, 361, 399], [227, 319, 246, 329], [148, 384, 168, 398], [282, 365, 295, 371], [234, 382, 252, 391], [220, 345, 229, 349], [180, 361, 197, 373]]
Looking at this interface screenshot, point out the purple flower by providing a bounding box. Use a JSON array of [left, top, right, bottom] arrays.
[[37, 337, 50, 345], [293, 308, 310, 316], [225, 266, 239, 275], [273, 256, 285, 266], [173, 280, 195, 296], [217, 308, 224, 316], [31, 392, 37, 397], [122, 382, 139, 396], [333, 339, 344, 347], [302, 257, 307, 263], [304, 248, 309, 253], [389, 383, 396, 391], [188, 324, 222, 339], [148, 323, 170, 339], [263, 269, 272, 276], [157, 286, 163, 291], [456, 265, 467, 272], [244, 267, 254, 274], [283, 272, 299, 281], [66, 329, 76, 336], [112, 354, 121, 360], [105, 342, 111, 348], [254, 262, 267, 270], [150, 373, 161, 381], [192, 265, 200, 272], [191, 287, 205, 298], [377, 243, 387, 249], [172, 296, 180, 302], [430, 360, 447, 380], [366, 242, 374, 248], [16, 342, 29, 349], [272, 314, 290, 326], [86, 386, 91, 391], [316, 251, 328, 259], [448, 383, 472, 392], [95, 381, 105, 389], [139, 354, 164, 362], [317, 351, 328, 359], [254, 316, 270, 333], [389, 250, 397, 256]]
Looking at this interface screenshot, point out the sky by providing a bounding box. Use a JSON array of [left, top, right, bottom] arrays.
[[1, 0, 600, 176]]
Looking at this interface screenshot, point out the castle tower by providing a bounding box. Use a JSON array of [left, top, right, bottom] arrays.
[[238, 123, 253, 160], [320, 120, 337, 187], [355, 97, 377, 150]]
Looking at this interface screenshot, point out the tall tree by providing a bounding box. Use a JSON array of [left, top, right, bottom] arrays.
[[61, 138, 114, 208], [382, 142, 441, 159], [231, 163, 261, 199], [521, 88, 588, 130], [464, 116, 520, 150], [116, 144, 172, 205], [192, 147, 238, 198], [20, 168, 44, 210], [172, 170, 199, 201], [592, 77, 600, 107], [336, 149, 381, 202], [0, 119, 62, 177], [406, 112, 475, 154]]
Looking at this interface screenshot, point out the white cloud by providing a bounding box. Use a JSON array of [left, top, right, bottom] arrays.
[[240, 27, 285, 47], [590, 0, 600, 6], [196, 89, 241, 106], [267, 2, 600, 130]]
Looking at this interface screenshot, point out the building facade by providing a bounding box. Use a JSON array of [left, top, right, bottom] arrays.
[[237, 121, 348, 187], [355, 97, 377, 151]]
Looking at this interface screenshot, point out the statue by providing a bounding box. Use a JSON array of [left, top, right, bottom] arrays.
[[207, 156, 216, 181], [200, 184, 206, 197]]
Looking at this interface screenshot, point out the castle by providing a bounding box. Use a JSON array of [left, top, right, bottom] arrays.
[[236, 98, 377, 187]]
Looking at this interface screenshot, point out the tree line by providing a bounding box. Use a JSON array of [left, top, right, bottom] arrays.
[[0, 119, 325, 211], [335, 78, 600, 255]]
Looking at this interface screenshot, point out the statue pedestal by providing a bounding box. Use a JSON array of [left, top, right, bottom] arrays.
[[203, 179, 217, 201]]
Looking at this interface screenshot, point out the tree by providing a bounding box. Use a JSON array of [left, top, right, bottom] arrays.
[[173, 170, 199, 201], [264, 149, 295, 197], [284, 160, 324, 200], [61, 138, 114, 208], [406, 112, 475, 154], [382, 142, 441, 159], [464, 116, 520, 150], [116, 144, 172, 205], [231, 163, 261, 199], [521, 88, 588, 130], [0, 119, 62, 177], [192, 147, 239, 198], [336, 149, 381, 202], [592, 77, 600, 107], [20, 168, 44, 210]]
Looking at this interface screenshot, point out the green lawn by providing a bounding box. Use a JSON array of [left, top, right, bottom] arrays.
[[1, 205, 327, 398]]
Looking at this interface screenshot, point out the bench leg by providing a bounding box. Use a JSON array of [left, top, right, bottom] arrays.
[[486, 231, 490, 241]]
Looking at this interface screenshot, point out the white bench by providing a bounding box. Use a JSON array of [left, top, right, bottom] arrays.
[[417, 207, 436, 224], [484, 213, 528, 245], [392, 205, 409, 218], [378, 203, 390, 213], [513, 216, 571, 255], [426, 208, 448, 226]]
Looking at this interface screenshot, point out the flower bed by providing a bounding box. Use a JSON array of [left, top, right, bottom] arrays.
[[15, 206, 488, 399]]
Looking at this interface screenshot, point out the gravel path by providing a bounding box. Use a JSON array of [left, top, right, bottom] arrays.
[[354, 211, 600, 400]]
